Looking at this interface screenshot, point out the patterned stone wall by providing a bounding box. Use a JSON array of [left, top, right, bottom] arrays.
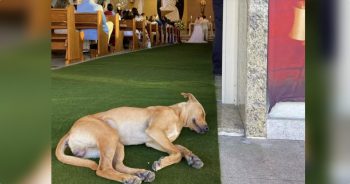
[[238, 0, 269, 137]]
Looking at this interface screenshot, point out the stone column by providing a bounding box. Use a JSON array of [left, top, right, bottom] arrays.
[[237, 0, 269, 137]]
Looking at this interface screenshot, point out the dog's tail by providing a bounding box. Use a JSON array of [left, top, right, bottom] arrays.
[[55, 133, 98, 170]]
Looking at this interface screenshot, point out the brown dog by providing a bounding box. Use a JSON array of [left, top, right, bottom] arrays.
[[55, 93, 208, 184]]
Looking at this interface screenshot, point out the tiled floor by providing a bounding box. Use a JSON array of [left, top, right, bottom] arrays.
[[215, 76, 305, 184], [219, 136, 305, 184], [215, 76, 245, 136]]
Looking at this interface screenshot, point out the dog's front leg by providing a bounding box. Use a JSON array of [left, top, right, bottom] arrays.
[[175, 145, 204, 169], [146, 128, 182, 171], [145, 142, 204, 170]]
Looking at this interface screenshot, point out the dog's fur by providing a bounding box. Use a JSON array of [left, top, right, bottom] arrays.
[[55, 93, 209, 184]]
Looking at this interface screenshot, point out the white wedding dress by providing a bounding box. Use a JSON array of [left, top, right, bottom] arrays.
[[187, 21, 207, 43]]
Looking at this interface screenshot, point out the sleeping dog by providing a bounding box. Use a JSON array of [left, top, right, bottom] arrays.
[[56, 93, 208, 184]]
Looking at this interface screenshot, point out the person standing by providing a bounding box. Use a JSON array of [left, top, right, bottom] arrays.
[[212, 0, 223, 75], [201, 16, 209, 41], [187, 17, 207, 43]]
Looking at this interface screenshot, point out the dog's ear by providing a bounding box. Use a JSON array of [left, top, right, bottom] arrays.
[[181, 92, 198, 102]]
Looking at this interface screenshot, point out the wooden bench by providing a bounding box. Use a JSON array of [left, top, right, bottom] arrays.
[[106, 14, 123, 52], [159, 24, 166, 44], [51, 5, 84, 65], [166, 25, 174, 43], [148, 23, 160, 46], [75, 11, 109, 57], [136, 20, 147, 48], [174, 27, 181, 43], [120, 19, 137, 50]]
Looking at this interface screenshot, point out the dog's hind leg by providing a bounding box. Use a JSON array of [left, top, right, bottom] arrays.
[[96, 135, 142, 184], [175, 145, 204, 169], [56, 133, 98, 171], [113, 142, 155, 182]]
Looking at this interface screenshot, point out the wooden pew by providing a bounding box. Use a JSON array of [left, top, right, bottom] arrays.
[[148, 23, 159, 46], [136, 20, 147, 48], [166, 25, 174, 43], [158, 24, 165, 44], [174, 27, 181, 43], [75, 11, 109, 57], [51, 5, 84, 65], [106, 14, 123, 52], [120, 19, 137, 50]]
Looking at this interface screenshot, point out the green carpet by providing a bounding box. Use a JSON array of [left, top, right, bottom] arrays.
[[52, 43, 221, 184]]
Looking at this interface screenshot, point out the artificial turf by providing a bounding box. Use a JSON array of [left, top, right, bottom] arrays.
[[51, 43, 221, 184]]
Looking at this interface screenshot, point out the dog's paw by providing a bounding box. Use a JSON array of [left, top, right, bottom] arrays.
[[185, 154, 204, 169], [123, 176, 142, 184], [152, 160, 161, 171], [152, 156, 165, 171], [136, 170, 155, 182]]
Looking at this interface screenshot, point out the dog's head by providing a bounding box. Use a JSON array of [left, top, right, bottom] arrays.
[[181, 93, 209, 134]]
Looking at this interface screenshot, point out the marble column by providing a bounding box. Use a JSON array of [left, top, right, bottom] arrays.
[[237, 0, 269, 137]]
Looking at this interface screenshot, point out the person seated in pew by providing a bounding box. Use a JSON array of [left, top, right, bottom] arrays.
[[98, 0, 107, 11], [159, 15, 169, 34], [123, 8, 141, 40], [73, 0, 79, 10], [53, 0, 71, 34], [122, 10, 133, 20], [140, 13, 147, 21], [122, 9, 137, 49], [116, 6, 122, 15], [147, 15, 159, 45], [137, 12, 151, 48], [54, 0, 70, 8], [131, 8, 139, 18], [132, 8, 143, 22], [154, 15, 163, 26], [77, 0, 114, 48], [148, 16, 158, 25], [104, 3, 115, 16], [122, 8, 150, 48]]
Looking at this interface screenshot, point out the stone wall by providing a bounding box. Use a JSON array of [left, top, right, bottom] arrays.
[[237, 0, 269, 137]]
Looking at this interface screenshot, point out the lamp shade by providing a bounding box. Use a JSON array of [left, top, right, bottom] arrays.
[[289, 4, 305, 41]]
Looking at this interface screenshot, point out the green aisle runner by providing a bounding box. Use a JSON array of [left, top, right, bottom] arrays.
[[52, 43, 221, 184]]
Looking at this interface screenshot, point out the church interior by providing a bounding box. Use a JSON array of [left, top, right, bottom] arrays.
[[49, 0, 305, 184], [51, 0, 216, 68]]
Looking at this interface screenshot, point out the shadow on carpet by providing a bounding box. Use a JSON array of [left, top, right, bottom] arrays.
[[52, 43, 221, 184]]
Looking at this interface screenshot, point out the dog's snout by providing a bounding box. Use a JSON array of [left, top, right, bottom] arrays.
[[202, 125, 209, 132]]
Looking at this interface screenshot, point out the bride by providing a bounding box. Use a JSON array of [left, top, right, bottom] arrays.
[[187, 17, 207, 43]]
